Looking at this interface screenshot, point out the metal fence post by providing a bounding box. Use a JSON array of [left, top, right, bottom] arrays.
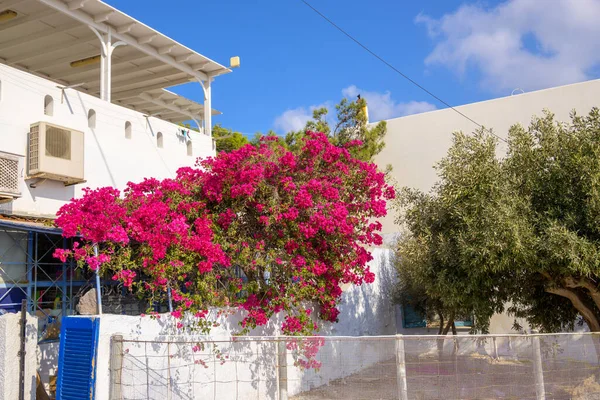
[[109, 335, 123, 400], [277, 340, 288, 400], [395, 334, 409, 400], [532, 332, 546, 400]]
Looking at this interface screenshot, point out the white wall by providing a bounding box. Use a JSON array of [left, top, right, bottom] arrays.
[[87, 248, 396, 400], [375, 79, 600, 234], [0, 312, 37, 400], [37, 341, 59, 397], [377, 80, 600, 334], [0, 64, 215, 218]]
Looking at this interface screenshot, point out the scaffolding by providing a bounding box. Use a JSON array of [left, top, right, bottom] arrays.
[[0, 218, 96, 340]]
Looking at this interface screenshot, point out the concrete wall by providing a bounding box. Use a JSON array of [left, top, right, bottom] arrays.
[[37, 341, 59, 397], [377, 79, 600, 334], [88, 248, 396, 400], [0, 312, 37, 400], [375, 79, 600, 234], [0, 64, 215, 219]]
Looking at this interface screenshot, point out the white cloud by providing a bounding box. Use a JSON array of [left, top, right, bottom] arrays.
[[417, 0, 600, 93], [273, 107, 313, 133], [273, 85, 436, 133], [273, 102, 334, 133], [342, 85, 436, 121], [273, 87, 435, 132]]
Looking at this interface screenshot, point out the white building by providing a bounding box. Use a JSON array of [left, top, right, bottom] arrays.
[[0, 0, 234, 317], [375, 79, 600, 234], [375, 79, 600, 333]]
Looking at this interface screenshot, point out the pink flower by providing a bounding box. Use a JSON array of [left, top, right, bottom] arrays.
[[113, 270, 136, 287], [53, 248, 69, 263], [197, 261, 212, 273], [52, 127, 391, 341], [282, 316, 304, 334], [295, 189, 313, 209]]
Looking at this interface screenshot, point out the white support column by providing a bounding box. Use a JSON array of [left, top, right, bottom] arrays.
[[202, 78, 213, 136], [532, 332, 546, 400], [395, 334, 409, 400], [89, 26, 127, 102], [277, 340, 288, 400]]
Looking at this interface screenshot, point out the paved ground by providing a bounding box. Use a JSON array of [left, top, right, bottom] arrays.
[[291, 356, 600, 400]]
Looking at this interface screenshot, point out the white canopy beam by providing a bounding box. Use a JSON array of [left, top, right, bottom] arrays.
[[0, 0, 28, 9], [83, 59, 172, 86], [67, 0, 88, 10], [157, 45, 175, 55], [7, 35, 96, 65], [175, 53, 193, 62], [138, 93, 202, 122], [116, 22, 136, 34], [0, 8, 58, 32], [36, 0, 211, 82], [89, 69, 187, 93], [138, 34, 156, 45], [93, 10, 113, 23], [190, 61, 210, 71], [50, 52, 153, 79], [111, 76, 192, 100], [0, 21, 80, 51]]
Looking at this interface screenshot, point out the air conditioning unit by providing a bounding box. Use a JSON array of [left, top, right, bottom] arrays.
[[0, 151, 22, 203], [27, 122, 85, 186]]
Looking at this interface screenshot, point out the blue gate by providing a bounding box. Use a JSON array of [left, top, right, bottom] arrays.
[[56, 316, 100, 400]]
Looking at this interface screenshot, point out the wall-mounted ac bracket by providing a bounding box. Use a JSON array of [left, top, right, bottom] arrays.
[[27, 173, 86, 188], [28, 178, 47, 189]]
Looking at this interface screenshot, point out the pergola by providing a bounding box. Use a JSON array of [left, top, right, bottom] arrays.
[[0, 0, 232, 134]]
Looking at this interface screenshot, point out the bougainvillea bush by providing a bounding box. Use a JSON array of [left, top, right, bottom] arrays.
[[54, 132, 394, 336]]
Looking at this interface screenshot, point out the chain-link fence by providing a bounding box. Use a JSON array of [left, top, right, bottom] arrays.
[[109, 333, 600, 400]]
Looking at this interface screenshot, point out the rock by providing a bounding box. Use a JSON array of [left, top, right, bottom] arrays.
[[76, 289, 98, 315]]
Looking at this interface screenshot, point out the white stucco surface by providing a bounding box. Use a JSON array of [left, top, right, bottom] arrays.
[[0, 64, 215, 219], [376, 79, 600, 334], [84, 248, 396, 400], [37, 341, 59, 396], [0, 312, 37, 400], [375, 79, 600, 234]]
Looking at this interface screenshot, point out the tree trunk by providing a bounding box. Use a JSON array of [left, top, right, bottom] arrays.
[[442, 312, 455, 335], [546, 287, 600, 332], [565, 277, 600, 315], [451, 321, 457, 335], [546, 282, 600, 363], [437, 311, 444, 335]]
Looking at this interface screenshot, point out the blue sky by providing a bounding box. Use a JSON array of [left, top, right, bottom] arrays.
[[105, 0, 600, 136]]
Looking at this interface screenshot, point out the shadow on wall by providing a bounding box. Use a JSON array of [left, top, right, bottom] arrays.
[[320, 248, 397, 336], [73, 91, 117, 187], [25, 181, 75, 207], [110, 315, 280, 400], [37, 342, 59, 397], [96, 249, 398, 399]]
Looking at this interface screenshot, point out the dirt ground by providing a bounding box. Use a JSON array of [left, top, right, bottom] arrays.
[[290, 357, 600, 400]]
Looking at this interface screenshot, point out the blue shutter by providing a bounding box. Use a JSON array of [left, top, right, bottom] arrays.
[[56, 317, 100, 400], [402, 304, 427, 328], [455, 317, 474, 327]]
